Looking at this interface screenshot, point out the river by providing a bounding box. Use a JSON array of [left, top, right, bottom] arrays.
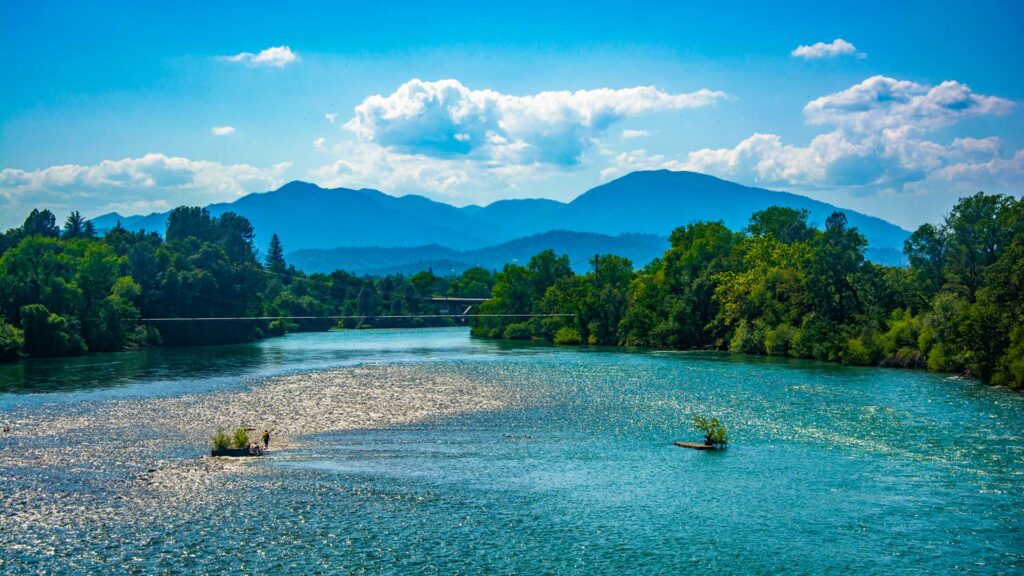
[[1, 327, 1021, 574]]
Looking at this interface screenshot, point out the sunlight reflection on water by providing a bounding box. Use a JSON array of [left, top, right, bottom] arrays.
[[1, 328, 1022, 574]]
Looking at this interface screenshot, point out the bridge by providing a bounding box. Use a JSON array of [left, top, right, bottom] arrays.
[[139, 295, 575, 322], [424, 296, 489, 315]]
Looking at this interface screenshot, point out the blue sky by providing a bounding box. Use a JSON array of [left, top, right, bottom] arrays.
[[1, 0, 1022, 230]]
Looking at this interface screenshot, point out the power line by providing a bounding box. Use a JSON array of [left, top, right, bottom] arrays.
[[140, 313, 574, 322]]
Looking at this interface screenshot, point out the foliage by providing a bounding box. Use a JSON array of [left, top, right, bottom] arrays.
[[265, 233, 287, 275], [553, 326, 582, 345], [1, 207, 498, 362], [0, 320, 25, 361], [231, 427, 250, 449], [210, 429, 231, 451], [503, 322, 533, 340], [474, 193, 1024, 390], [692, 414, 729, 447], [20, 304, 87, 357], [3, 191, 1023, 394]]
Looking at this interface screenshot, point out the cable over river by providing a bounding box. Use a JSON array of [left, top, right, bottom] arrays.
[[1, 327, 1022, 574]]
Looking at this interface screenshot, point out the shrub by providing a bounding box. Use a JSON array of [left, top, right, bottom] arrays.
[[927, 343, 956, 373], [210, 430, 231, 451], [268, 318, 297, 336], [764, 323, 796, 356], [844, 334, 884, 366], [692, 414, 729, 447], [729, 319, 765, 355], [791, 315, 842, 361], [881, 347, 926, 369], [20, 304, 87, 357], [231, 427, 250, 449], [882, 309, 921, 356], [0, 321, 25, 361], [553, 326, 582, 345], [502, 322, 532, 340], [992, 325, 1024, 390]]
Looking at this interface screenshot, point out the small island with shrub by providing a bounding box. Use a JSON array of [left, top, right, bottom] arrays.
[[675, 414, 730, 450], [210, 427, 263, 457]]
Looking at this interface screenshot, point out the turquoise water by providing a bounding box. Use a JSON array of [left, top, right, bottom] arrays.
[[1, 328, 1022, 574]]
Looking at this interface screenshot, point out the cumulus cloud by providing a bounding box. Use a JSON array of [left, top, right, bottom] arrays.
[[0, 153, 291, 228], [673, 76, 1016, 189], [805, 76, 1014, 132], [343, 79, 726, 166], [324, 113, 338, 124], [313, 137, 327, 151], [221, 46, 297, 68], [679, 130, 936, 188], [211, 126, 235, 136], [791, 38, 863, 60], [935, 148, 1024, 187], [601, 75, 1020, 221]]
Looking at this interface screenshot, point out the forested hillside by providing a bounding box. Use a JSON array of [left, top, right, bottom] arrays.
[[0, 207, 493, 361], [473, 193, 1024, 389]]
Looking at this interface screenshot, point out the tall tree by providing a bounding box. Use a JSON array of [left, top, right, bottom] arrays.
[[266, 233, 286, 275], [63, 211, 86, 239], [166, 207, 215, 242], [747, 207, 815, 244], [23, 209, 60, 238]]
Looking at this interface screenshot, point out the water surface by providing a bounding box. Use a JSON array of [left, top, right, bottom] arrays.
[[1, 328, 1022, 574]]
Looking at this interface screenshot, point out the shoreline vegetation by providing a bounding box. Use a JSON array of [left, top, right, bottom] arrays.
[[0, 206, 491, 362], [471, 193, 1023, 390], [1, 191, 1022, 390]]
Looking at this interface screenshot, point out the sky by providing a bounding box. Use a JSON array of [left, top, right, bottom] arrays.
[[1, 0, 1022, 230]]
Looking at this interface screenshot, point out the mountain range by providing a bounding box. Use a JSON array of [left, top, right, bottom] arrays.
[[91, 170, 911, 272]]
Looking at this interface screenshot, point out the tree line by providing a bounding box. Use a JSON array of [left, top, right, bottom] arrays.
[[472, 193, 1024, 390], [0, 207, 495, 361]]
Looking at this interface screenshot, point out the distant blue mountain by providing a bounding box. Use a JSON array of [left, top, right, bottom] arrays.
[[90, 170, 910, 269], [289, 231, 670, 275], [91, 181, 495, 250]]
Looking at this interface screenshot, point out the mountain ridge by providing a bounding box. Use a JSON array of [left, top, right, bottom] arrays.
[[288, 231, 671, 275], [90, 170, 911, 269]]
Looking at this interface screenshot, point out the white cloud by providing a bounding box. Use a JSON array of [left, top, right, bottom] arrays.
[[221, 46, 297, 68], [313, 137, 327, 151], [934, 148, 1024, 187], [804, 76, 1013, 133], [950, 136, 1003, 159], [600, 75, 1020, 223], [343, 79, 726, 166], [791, 38, 864, 60], [324, 113, 338, 124], [621, 129, 651, 139], [673, 76, 1016, 190], [211, 126, 235, 136], [0, 153, 291, 228], [679, 130, 928, 188]]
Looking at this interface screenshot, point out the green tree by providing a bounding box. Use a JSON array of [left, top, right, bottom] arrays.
[[63, 211, 86, 239], [23, 209, 60, 238], [0, 320, 25, 361], [20, 304, 86, 357], [747, 206, 815, 244], [266, 233, 287, 275]]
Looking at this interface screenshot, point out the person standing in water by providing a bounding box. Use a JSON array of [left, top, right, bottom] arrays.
[[262, 429, 271, 449]]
